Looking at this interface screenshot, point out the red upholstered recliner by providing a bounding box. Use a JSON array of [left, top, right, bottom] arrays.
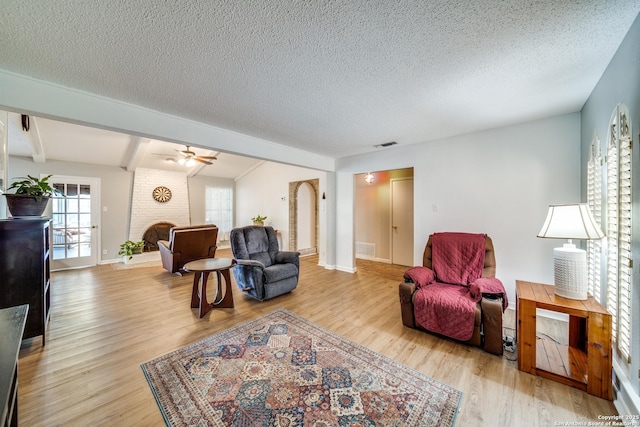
[[158, 225, 218, 275], [399, 232, 507, 355]]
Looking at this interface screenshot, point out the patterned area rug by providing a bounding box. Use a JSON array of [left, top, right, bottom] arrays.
[[142, 309, 462, 426]]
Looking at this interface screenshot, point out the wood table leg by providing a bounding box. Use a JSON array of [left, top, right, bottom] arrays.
[[211, 269, 234, 308], [190, 272, 213, 318], [190, 272, 201, 309], [517, 297, 537, 373], [587, 311, 613, 400]]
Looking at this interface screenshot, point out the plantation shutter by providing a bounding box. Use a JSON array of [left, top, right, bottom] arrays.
[[605, 104, 632, 362], [587, 137, 603, 302]]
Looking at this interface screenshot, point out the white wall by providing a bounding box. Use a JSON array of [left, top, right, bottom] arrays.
[[337, 113, 581, 303], [235, 162, 326, 262], [335, 171, 356, 272], [188, 175, 235, 227]]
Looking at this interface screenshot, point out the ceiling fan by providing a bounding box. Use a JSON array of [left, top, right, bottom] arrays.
[[176, 145, 217, 165], [155, 145, 217, 166]]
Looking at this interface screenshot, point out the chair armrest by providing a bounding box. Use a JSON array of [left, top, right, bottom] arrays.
[[158, 240, 180, 273], [236, 259, 265, 269], [399, 281, 417, 328], [399, 281, 416, 303], [275, 251, 300, 268]]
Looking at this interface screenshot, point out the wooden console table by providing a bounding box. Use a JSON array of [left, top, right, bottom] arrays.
[[1, 305, 28, 427], [516, 280, 612, 400]]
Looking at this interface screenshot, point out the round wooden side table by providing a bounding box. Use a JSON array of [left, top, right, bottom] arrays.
[[184, 258, 237, 318]]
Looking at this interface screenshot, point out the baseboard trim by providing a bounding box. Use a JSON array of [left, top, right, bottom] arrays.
[[613, 359, 640, 416], [319, 263, 335, 270], [355, 255, 391, 264], [336, 265, 357, 273]]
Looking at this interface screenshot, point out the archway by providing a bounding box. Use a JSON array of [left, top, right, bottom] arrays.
[[288, 179, 319, 255]]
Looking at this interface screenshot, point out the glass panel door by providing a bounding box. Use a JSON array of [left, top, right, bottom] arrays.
[[50, 176, 100, 270]]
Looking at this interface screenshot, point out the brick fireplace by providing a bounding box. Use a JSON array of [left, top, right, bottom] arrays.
[[128, 168, 190, 243], [142, 222, 175, 251]]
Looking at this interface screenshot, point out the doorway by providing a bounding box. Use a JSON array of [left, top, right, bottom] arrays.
[[354, 168, 414, 265], [289, 179, 319, 255], [50, 175, 100, 270]]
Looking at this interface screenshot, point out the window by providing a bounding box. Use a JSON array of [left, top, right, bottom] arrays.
[[587, 135, 603, 302], [605, 104, 632, 363], [205, 187, 233, 242]]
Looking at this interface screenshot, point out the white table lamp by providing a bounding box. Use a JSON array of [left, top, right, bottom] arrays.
[[537, 204, 604, 300]]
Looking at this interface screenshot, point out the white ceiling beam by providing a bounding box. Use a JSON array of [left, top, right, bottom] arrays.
[[28, 116, 46, 163], [0, 70, 335, 172], [187, 150, 219, 178], [124, 136, 150, 172]]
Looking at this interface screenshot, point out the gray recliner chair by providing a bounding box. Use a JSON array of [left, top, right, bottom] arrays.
[[230, 225, 300, 300]]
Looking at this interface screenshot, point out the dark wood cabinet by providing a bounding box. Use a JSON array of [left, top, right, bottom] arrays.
[[0, 219, 51, 345], [0, 305, 28, 427]]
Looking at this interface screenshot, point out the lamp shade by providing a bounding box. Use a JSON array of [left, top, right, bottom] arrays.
[[537, 204, 604, 240]]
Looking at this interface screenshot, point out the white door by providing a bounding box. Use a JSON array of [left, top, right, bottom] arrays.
[[391, 178, 414, 266], [49, 176, 100, 270]]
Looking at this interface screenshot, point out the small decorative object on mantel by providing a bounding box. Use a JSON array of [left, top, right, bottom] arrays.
[[251, 215, 267, 226], [118, 240, 145, 260], [152, 186, 172, 203], [2, 174, 63, 217]]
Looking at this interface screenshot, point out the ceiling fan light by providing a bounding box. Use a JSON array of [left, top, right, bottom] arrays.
[[177, 157, 186, 165], [186, 158, 196, 167], [364, 172, 374, 184]]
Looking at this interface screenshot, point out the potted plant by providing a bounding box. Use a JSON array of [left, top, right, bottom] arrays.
[[118, 240, 145, 260], [251, 215, 267, 226], [3, 174, 62, 217]]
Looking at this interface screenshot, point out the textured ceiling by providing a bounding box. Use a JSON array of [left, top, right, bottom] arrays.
[[1, 1, 639, 159]]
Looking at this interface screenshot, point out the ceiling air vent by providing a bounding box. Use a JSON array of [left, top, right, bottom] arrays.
[[374, 141, 397, 148]]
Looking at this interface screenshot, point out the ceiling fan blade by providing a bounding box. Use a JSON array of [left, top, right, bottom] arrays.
[[197, 156, 217, 160], [195, 158, 213, 165]]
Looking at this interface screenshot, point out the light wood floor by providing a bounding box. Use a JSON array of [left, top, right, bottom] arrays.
[[18, 249, 616, 426]]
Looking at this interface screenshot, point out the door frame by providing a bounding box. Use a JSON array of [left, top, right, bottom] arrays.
[[390, 177, 414, 266], [49, 175, 101, 270], [288, 179, 320, 255]]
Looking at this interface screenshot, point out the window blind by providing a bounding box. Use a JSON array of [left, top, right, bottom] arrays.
[[605, 106, 632, 363], [617, 134, 632, 362], [587, 138, 603, 302]]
